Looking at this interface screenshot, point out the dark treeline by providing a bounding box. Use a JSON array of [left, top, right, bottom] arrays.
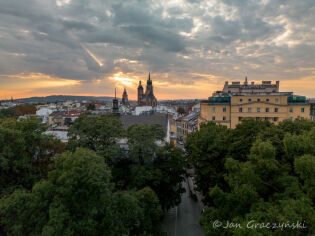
[[185, 119, 315, 235], [0, 104, 36, 118], [0, 114, 186, 236], [1, 113, 314, 235]]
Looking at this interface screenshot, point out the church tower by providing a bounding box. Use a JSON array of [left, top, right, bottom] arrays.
[[145, 73, 153, 95], [122, 88, 129, 106], [112, 88, 119, 115], [137, 73, 157, 107], [137, 81, 144, 105]]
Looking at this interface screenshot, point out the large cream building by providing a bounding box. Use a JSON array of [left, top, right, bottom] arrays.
[[199, 78, 311, 129]]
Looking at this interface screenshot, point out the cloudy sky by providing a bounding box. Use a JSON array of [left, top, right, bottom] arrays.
[[0, 0, 314, 99]]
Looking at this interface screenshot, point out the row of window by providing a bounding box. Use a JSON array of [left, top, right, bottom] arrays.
[[239, 107, 277, 113], [211, 116, 227, 121], [211, 107, 227, 112], [238, 117, 279, 121], [211, 116, 305, 122], [239, 107, 305, 113], [290, 108, 305, 113], [239, 98, 279, 103], [210, 107, 305, 113]]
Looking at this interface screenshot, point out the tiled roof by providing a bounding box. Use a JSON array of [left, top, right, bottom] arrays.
[[119, 114, 168, 133]]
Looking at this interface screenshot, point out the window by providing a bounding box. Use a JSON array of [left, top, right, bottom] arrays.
[[289, 117, 293, 120], [290, 108, 293, 113], [266, 98, 270, 102], [275, 98, 279, 102], [257, 108, 261, 112], [238, 117, 242, 121], [275, 108, 278, 113], [256, 117, 260, 121], [273, 117, 278, 121], [223, 116, 226, 121], [257, 98, 261, 102], [248, 108, 252, 112], [223, 107, 226, 112], [240, 98, 243, 102], [212, 107, 215, 112], [212, 116, 215, 121], [239, 108, 243, 112], [301, 108, 305, 113], [266, 108, 269, 112], [265, 117, 268, 120], [248, 99, 252, 102]]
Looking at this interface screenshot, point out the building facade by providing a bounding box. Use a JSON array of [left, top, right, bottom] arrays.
[[199, 79, 311, 129], [137, 74, 158, 107]]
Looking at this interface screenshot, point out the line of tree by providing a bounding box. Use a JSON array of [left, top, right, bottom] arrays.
[[0, 104, 36, 118], [0, 114, 186, 235], [185, 119, 315, 235]]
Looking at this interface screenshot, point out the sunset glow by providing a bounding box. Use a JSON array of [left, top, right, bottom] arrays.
[[0, 0, 314, 99]]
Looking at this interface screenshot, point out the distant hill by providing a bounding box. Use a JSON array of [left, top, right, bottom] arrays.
[[3, 95, 117, 103]]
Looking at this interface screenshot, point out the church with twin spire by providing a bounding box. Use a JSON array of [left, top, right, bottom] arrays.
[[137, 73, 157, 107]]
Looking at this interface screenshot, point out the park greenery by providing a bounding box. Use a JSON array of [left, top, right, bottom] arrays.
[[0, 114, 185, 235], [0, 109, 314, 235], [185, 119, 315, 235], [0, 104, 36, 118]]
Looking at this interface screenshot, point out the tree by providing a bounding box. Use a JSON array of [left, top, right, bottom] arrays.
[[0, 148, 159, 236], [67, 114, 124, 161], [87, 103, 96, 111], [177, 107, 185, 115], [200, 140, 314, 235], [133, 187, 163, 235], [194, 120, 315, 235], [127, 124, 165, 164], [0, 117, 64, 196], [112, 124, 186, 210], [185, 122, 230, 204], [0, 105, 36, 118]]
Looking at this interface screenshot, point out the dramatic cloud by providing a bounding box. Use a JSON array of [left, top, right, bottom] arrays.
[[0, 0, 314, 99]]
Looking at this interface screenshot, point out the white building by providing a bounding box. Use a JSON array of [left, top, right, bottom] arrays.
[[36, 108, 54, 123], [133, 106, 153, 115]]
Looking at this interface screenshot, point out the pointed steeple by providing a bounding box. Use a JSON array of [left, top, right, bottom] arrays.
[[147, 73, 152, 85]]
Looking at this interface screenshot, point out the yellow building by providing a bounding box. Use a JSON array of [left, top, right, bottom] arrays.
[[199, 79, 311, 129]]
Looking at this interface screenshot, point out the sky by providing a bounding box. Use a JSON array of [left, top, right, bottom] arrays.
[[0, 0, 314, 100]]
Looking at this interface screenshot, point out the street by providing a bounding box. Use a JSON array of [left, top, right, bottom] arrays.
[[162, 180, 205, 236]]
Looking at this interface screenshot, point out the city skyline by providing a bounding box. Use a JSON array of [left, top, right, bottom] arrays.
[[0, 0, 314, 99]]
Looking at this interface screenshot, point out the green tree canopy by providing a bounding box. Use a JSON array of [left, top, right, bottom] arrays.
[[189, 120, 315, 235], [0, 148, 164, 236], [67, 114, 124, 161], [0, 117, 64, 196]]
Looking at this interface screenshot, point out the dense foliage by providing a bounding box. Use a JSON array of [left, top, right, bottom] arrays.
[[0, 148, 163, 235], [0, 104, 36, 118], [0, 114, 186, 235], [186, 119, 315, 235], [0, 117, 64, 196]]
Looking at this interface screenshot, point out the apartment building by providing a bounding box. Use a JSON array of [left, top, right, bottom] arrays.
[[199, 79, 311, 129]]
